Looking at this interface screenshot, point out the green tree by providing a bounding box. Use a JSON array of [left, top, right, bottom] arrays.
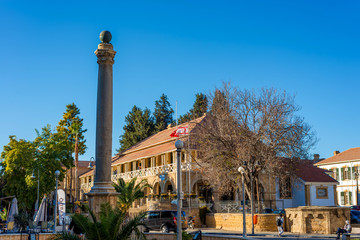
[[154, 94, 174, 132], [112, 177, 151, 213], [0, 136, 37, 210], [0, 128, 65, 211], [178, 93, 208, 124], [56, 103, 87, 168], [118, 106, 154, 152], [56, 103, 87, 202], [53, 203, 146, 240]]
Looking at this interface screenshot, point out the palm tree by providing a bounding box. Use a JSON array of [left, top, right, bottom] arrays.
[[112, 177, 152, 213], [53, 203, 146, 240]]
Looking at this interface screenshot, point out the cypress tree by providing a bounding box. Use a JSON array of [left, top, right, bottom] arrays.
[[153, 94, 174, 132], [118, 106, 155, 152]]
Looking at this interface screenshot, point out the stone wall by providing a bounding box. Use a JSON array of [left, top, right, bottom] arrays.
[[206, 213, 278, 232], [145, 232, 245, 240], [286, 206, 350, 234], [0, 233, 54, 240]]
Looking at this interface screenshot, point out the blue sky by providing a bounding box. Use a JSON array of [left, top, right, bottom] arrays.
[[0, 1, 359, 161]]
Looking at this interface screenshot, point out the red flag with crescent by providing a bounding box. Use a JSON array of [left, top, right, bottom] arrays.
[[170, 126, 189, 137]]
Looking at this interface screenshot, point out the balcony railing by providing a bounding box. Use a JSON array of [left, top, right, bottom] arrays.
[[81, 162, 199, 192]]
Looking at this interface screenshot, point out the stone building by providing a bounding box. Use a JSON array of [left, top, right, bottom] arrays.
[[315, 147, 360, 206], [79, 116, 208, 211], [58, 161, 92, 202], [275, 161, 338, 209], [79, 115, 338, 213]]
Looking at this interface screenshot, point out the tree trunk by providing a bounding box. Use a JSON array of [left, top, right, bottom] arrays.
[[69, 166, 73, 203], [255, 177, 261, 213], [75, 135, 79, 201]]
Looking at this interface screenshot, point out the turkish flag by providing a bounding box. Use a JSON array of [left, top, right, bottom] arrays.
[[170, 126, 189, 137]]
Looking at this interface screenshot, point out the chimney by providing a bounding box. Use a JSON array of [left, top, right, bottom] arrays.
[[334, 150, 340, 156], [313, 154, 320, 161]]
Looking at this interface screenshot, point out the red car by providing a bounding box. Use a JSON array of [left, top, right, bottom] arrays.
[[350, 206, 360, 211]]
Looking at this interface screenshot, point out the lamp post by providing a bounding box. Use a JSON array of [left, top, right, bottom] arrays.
[[355, 171, 359, 205], [238, 165, 246, 238], [88, 157, 95, 169], [54, 170, 60, 233], [31, 169, 40, 212], [175, 140, 184, 240]]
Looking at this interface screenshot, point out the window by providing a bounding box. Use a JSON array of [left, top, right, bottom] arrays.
[[344, 167, 350, 180], [331, 168, 337, 180], [316, 186, 328, 199], [149, 211, 160, 219], [279, 178, 292, 199], [353, 166, 359, 180], [342, 191, 352, 205]]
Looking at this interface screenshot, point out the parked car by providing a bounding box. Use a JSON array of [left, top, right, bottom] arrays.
[[262, 208, 273, 214], [142, 210, 187, 233], [351, 205, 360, 211], [351, 210, 360, 224], [273, 209, 286, 215]]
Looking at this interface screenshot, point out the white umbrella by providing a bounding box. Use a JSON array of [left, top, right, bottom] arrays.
[[34, 196, 47, 223], [7, 198, 18, 222]]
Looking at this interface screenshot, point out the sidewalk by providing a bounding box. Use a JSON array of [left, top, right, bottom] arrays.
[[191, 227, 360, 239]]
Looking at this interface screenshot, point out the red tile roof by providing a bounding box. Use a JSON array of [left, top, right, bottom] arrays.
[[315, 147, 360, 166], [79, 115, 206, 178], [296, 161, 338, 183]]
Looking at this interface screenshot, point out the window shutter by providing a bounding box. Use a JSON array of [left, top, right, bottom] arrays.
[[341, 168, 344, 180], [348, 167, 351, 180], [341, 192, 345, 205], [349, 192, 353, 205], [336, 168, 339, 180], [353, 167, 356, 180]]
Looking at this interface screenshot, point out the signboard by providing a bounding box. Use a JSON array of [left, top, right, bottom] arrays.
[[57, 189, 66, 225]]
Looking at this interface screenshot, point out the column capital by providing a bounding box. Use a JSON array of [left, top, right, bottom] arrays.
[[95, 43, 116, 65]]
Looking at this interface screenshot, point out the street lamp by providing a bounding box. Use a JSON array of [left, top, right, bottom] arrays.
[[238, 164, 246, 238], [175, 140, 184, 240], [88, 157, 95, 169], [355, 171, 359, 205], [31, 169, 40, 212], [54, 170, 60, 233]]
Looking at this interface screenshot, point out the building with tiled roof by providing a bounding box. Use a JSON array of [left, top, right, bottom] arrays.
[[274, 161, 338, 209], [79, 115, 338, 212], [315, 148, 360, 206], [79, 116, 208, 210]]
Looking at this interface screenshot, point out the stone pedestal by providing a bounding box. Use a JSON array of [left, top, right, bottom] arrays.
[[286, 206, 350, 234], [87, 192, 118, 214]]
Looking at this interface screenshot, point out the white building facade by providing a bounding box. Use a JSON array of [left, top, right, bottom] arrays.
[[315, 148, 360, 206]]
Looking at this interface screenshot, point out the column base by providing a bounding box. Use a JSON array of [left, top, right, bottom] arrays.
[[86, 182, 119, 216]]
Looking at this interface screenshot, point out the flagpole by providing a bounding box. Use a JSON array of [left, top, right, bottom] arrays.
[[176, 100, 178, 125], [188, 132, 191, 213]]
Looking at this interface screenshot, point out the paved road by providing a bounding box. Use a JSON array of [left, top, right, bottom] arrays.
[[186, 228, 360, 239]]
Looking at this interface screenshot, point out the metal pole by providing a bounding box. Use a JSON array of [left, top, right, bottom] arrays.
[[356, 172, 359, 205], [36, 169, 40, 211], [251, 172, 254, 234], [242, 175, 246, 237], [175, 140, 184, 240], [54, 175, 59, 233]]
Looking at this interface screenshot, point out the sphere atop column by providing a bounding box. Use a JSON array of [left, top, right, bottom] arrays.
[[99, 31, 112, 43]]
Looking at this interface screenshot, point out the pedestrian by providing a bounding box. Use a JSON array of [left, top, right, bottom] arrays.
[[336, 219, 351, 240], [68, 207, 84, 237], [276, 214, 284, 237]]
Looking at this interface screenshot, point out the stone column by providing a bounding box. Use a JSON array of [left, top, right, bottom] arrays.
[[87, 31, 119, 214]]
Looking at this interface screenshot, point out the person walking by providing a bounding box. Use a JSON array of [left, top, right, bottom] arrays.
[[336, 219, 351, 240], [276, 214, 284, 237]]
